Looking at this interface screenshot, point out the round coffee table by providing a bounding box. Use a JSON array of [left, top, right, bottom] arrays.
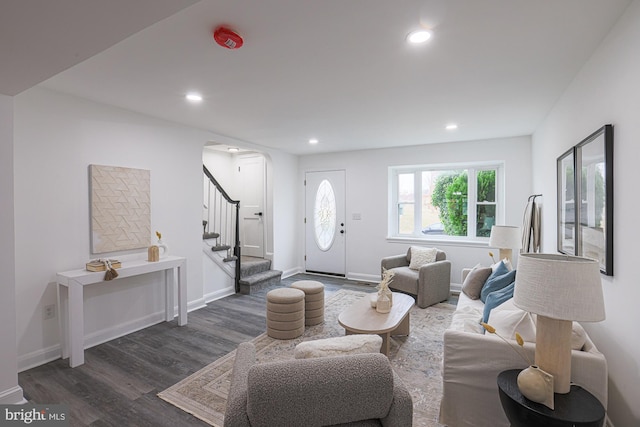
[[338, 292, 413, 355]]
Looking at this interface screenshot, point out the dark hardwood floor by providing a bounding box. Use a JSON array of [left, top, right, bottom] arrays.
[[18, 274, 379, 427]]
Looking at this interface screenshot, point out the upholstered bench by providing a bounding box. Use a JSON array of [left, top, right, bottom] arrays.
[[266, 288, 305, 339], [294, 334, 383, 359], [290, 280, 325, 326]]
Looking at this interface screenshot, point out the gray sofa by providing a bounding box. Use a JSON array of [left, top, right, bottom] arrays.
[[381, 248, 451, 308], [224, 342, 413, 427]]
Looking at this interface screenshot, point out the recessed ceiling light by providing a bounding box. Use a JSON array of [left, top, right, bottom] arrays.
[[228, 147, 240, 152], [309, 138, 319, 145], [446, 123, 458, 130], [407, 30, 432, 44], [185, 92, 203, 102]]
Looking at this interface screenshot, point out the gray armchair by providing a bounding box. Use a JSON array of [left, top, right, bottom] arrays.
[[224, 342, 413, 427], [381, 247, 451, 308]]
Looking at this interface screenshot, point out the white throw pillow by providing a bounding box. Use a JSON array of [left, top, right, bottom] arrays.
[[294, 335, 383, 359], [488, 306, 537, 343], [571, 322, 587, 351], [409, 246, 438, 270], [488, 299, 587, 351]]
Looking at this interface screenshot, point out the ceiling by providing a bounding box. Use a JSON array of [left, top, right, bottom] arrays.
[[3, 0, 632, 155]]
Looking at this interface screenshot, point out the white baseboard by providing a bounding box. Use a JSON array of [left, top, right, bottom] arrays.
[[187, 297, 207, 313], [281, 267, 303, 279], [83, 311, 167, 351], [18, 344, 63, 372], [347, 272, 379, 283], [18, 300, 208, 372], [450, 282, 462, 294], [0, 385, 26, 404], [204, 287, 235, 303]]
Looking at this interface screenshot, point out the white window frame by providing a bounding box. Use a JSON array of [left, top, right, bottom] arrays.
[[388, 161, 505, 243]]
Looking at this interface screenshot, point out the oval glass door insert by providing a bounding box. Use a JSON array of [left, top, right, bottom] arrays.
[[314, 179, 337, 251]]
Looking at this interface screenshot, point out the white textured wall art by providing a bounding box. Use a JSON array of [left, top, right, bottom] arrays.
[[89, 165, 151, 254]]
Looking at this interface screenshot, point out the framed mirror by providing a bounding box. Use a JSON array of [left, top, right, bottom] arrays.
[[576, 125, 613, 275], [557, 148, 575, 256], [557, 125, 613, 275]]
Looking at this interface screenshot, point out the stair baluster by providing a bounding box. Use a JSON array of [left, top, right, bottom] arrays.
[[203, 165, 241, 293]]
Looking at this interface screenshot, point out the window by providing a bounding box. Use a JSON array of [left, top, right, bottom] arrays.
[[314, 179, 337, 251], [389, 163, 503, 240]]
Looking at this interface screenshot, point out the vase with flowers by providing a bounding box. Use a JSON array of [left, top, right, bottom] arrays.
[[156, 231, 169, 258], [481, 322, 555, 409], [376, 269, 395, 313]]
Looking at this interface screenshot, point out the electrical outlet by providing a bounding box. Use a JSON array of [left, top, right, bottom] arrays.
[[44, 304, 56, 320]]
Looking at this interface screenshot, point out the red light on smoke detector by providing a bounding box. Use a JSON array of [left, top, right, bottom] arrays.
[[213, 26, 243, 49]]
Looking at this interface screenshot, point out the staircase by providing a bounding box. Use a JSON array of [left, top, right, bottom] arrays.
[[239, 257, 282, 294], [203, 165, 241, 291], [204, 165, 281, 294]]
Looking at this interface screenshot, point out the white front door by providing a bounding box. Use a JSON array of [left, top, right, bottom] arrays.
[[238, 156, 265, 258], [305, 170, 346, 276]]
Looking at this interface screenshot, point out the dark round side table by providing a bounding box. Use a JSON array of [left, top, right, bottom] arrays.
[[497, 369, 605, 427]]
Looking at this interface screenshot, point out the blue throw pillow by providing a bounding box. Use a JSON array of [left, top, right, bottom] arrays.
[[482, 282, 515, 323], [481, 268, 516, 303], [488, 260, 509, 280]]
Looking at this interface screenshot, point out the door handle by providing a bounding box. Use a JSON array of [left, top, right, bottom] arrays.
[[254, 212, 263, 216]]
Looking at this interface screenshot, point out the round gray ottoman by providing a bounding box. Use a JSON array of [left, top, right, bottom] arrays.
[[266, 287, 305, 339], [291, 280, 325, 326]]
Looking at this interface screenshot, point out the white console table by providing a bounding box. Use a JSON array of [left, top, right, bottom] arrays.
[[56, 256, 187, 367]]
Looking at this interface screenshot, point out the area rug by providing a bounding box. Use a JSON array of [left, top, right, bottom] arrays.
[[158, 289, 454, 427]]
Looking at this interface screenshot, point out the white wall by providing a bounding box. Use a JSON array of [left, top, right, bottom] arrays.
[[13, 87, 300, 370], [0, 95, 24, 403], [13, 87, 207, 370], [532, 2, 640, 425], [202, 145, 301, 275], [270, 151, 300, 275], [298, 136, 532, 282], [203, 147, 236, 196]]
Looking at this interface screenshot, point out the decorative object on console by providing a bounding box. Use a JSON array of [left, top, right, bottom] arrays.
[[85, 259, 121, 272], [86, 259, 120, 281], [103, 259, 119, 280], [148, 245, 159, 262], [156, 231, 169, 258], [514, 253, 605, 396], [489, 225, 521, 263]]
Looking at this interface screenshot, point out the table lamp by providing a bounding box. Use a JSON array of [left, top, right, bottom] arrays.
[[514, 253, 605, 394], [489, 225, 521, 263]]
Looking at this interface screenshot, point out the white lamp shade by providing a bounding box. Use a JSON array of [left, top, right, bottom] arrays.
[[489, 225, 521, 250], [514, 253, 605, 322]]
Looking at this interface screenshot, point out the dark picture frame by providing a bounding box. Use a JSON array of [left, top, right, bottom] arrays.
[[556, 124, 613, 275], [557, 148, 576, 256]]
